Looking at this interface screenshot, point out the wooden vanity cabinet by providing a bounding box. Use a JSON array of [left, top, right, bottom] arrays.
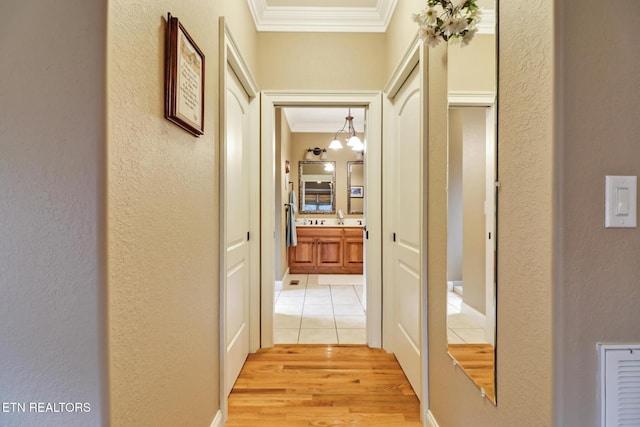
[[343, 227, 364, 268], [289, 227, 363, 274]]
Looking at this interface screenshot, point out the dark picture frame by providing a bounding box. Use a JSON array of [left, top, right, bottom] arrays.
[[165, 13, 205, 136]]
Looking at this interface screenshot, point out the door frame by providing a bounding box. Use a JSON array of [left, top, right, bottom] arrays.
[[447, 93, 497, 346], [260, 91, 383, 348], [218, 17, 260, 421]]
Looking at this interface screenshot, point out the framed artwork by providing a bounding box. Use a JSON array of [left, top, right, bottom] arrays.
[[165, 13, 205, 136], [350, 186, 364, 198]]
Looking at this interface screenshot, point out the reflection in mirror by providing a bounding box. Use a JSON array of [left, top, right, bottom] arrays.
[[347, 161, 364, 214], [299, 161, 336, 214], [445, 0, 498, 404]]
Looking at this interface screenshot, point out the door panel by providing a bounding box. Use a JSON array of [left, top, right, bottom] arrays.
[[316, 237, 343, 267], [224, 64, 251, 396], [390, 66, 422, 397]]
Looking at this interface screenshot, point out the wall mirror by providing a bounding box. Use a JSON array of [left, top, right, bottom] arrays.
[[446, 0, 498, 404], [347, 161, 364, 214], [299, 161, 336, 214]]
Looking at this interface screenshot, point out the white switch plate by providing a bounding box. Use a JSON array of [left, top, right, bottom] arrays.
[[605, 176, 637, 228]]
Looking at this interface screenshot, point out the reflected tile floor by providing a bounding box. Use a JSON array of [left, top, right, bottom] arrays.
[[274, 274, 366, 344], [447, 290, 489, 344]]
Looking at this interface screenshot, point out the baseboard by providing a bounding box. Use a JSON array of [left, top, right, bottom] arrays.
[[427, 410, 441, 427], [461, 301, 486, 329], [276, 268, 290, 291], [209, 410, 223, 427]]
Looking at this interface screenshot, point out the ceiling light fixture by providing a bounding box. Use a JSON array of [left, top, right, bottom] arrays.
[[330, 108, 362, 150]]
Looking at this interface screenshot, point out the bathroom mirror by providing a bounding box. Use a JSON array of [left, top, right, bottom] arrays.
[[299, 161, 336, 214], [446, 0, 498, 404], [347, 161, 364, 214]]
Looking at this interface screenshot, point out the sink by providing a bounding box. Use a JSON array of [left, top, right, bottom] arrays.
[[296, 218, 363, 227]]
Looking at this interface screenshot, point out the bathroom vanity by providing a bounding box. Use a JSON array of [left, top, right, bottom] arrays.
[[288, 226, 363, 274]]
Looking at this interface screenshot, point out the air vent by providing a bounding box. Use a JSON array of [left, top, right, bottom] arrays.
[[598, 344, 640, 427]]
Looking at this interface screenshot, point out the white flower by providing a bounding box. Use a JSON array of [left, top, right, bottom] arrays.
[[424, 7, 438, 25], [420, 26, 442, 48], [460, 27, 478, 46], [442, 18, 457, 36], [454, 17, 468, 33], [415, 0, 479, 47]]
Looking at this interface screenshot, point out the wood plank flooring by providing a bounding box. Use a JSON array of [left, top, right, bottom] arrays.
[[226, 345, 422, 426], [447, 343, 495, 403]]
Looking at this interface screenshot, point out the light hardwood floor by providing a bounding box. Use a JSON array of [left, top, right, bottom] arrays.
[[226, 345, 422, 426], [447, 343, 495, 403]]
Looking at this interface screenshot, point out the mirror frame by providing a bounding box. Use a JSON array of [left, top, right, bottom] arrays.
[[347, 161, 364, 214], [298, 160, 336, 214]]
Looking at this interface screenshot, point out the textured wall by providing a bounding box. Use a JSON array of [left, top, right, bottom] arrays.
[[0, 0, 106, 426], [556, 0, 640, 425], [107, 0, 257, 425]]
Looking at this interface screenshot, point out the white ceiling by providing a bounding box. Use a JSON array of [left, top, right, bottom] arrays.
[[247, 0, 495, 33], [246, 0, 398, 32], [283, 107, 366, 133]]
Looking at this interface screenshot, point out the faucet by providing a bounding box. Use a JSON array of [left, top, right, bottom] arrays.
[[358, 220, 362, 225]]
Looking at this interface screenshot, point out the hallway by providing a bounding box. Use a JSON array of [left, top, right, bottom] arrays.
[[226, 345, 421, 426]]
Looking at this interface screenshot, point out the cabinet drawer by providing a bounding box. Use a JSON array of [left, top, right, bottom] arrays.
[[343, 227, 364, 237]]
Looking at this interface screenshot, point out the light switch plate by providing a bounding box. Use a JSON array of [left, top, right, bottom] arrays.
[[605, 176, 637, 228]]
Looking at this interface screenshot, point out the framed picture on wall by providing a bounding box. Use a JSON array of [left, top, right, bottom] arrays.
[[165, 13, 205, 136], [350, 186, 363, 198]]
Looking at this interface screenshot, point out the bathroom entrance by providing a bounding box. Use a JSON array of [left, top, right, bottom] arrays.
[[259, 92, 383, 348], [273, 106, 367, 344]]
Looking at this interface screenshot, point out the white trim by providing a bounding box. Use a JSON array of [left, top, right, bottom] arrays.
[[209, 410, 223, 427], [247, 0, 397, 33], [260, 91, 383, 349], [448, 91, 496, 107], [426, 410, 441, 427], [477, 9, 496, 35], [246, 1, 493, 34], [384, 34, 421, 99], [219, 17, 261, 424]]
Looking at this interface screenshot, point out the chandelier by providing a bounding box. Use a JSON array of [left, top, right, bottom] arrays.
[[329, 109, 364, 152]]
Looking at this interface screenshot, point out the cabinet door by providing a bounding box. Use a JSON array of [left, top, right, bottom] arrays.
[[289, 237, 316, 269], [343, 238, 364, 267], [316, 237, 343, 268]]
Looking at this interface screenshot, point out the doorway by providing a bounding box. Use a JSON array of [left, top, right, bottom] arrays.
[[273, 106, 367, 345], [259, 92, 383, 349]]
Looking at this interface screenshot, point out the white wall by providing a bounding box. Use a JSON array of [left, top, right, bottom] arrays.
[[0, 1, 106, 425]]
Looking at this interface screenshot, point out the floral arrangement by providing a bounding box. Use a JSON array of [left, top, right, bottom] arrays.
[[412, 0, 481, 47]]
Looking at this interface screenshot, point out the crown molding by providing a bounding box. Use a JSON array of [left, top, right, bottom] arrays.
[[477, 9, 496, 35], [247, 0, 398, 32]]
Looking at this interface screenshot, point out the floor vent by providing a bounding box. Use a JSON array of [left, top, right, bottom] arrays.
[[289, 280, 299, 286], [598, 344, 640, 427]]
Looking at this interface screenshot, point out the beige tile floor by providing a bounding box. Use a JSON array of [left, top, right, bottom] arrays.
[[274, 274, 366, 344], [447, 290, 490, 344]]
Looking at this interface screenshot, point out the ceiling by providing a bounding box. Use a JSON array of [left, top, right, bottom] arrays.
[[247, 0, 495, 33], [246, 0, 398, 32], [283, 107, 366, 134]]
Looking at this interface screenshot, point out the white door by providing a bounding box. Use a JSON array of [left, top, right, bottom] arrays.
[[389, 66, 423, 397], [223, 64, 251, 396]]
